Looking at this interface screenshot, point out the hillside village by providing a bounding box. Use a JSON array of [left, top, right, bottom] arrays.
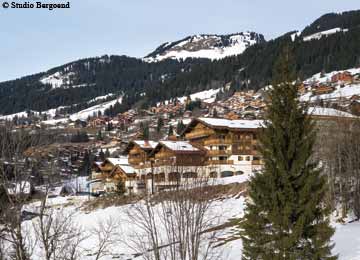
[[0, 68, 359, 197], [3, 6, 360, 259]]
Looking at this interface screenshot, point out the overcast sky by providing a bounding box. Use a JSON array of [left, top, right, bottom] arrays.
[[0, 0, 359, 82]]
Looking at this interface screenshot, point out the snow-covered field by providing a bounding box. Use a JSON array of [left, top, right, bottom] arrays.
[[5, 175, 360, 260]]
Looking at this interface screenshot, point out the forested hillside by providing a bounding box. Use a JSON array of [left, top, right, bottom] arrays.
[[0, 10, 359, 116]]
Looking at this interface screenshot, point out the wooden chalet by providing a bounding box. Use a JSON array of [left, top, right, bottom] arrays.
[[312, 85, 335, 96], [182, 118, 263, 176], [331, 71, 353, 83], [124, 140, 158, 169], [90, 157, 138, 194]]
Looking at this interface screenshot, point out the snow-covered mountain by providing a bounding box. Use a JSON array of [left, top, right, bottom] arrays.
[[144, 32, 265, 62], [303, 27, 348, 42]]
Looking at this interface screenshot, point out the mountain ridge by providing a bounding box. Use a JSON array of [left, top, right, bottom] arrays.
[[0, 9, 360, 117]]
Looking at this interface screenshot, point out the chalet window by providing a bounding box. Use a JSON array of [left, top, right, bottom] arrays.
[[253, 156, 261, 161], [238, 156, 243, 161], [219, 146, 227, 150], [245, 156, 251, 161]]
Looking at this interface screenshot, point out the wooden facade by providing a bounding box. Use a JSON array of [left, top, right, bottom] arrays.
[[183, 118, 262, 167]]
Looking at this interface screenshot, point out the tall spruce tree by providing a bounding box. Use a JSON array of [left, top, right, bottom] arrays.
[[241, 48, 336, 260]]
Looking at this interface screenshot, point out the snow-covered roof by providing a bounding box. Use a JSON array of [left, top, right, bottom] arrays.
[[198, 117, 263, 129], [133, 140, 158, 149], [309, 107, 357, 118], [118, 165, 135, 174], [160, 141, 200, 152], [107, 157, 129, 166]]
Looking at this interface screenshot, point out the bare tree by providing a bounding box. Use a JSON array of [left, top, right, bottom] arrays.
[[124, 172, 223, 260], [32, 192, 86, 260], [314, 114, 360, 220], [0, 123, 40, 260], [89, 217, 119, 260]]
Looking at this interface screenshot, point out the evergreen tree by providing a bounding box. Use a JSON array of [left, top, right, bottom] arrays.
[[240, 48, 336, 260], [213, 108, 218, 118], [116, 179, 126, 195], [80, 150, 92, 176], [99, 149, 105, 161], [157, 117, 164, 133], [140, 122, 150, 140], [105, 148, 111, 158], [168, 125, 174, 136], [96, 130, 103, 141], [176, 120, 186, 135]]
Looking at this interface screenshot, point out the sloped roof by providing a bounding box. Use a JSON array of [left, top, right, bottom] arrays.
[[309, 106, 357, 118], [107, 157, 129, 166], [197, 118, 263, 129], [160, 141, 200, 152], [133, 140, 159, 149]]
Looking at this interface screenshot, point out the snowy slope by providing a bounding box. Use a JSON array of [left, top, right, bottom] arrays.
[[11, 175, 360, 260], [303, 27, 348, 42], [158, 88, 221, 106], [69, 96, 123, 121], [301, 67, 360, 102], [144, 32, 264, 62]]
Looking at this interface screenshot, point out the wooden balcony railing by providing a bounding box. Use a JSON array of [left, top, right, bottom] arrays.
[[129, 150, 141, 155], [154, 160, 175, 167], [204, 138, 232, 146], [205, 160, 234, 166], [128, 158, 143, 165], [207, 150, 232, 156], [155, 153, 175, 159], [185, 129, 214, 139]]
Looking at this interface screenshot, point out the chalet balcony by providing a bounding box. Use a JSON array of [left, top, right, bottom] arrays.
[[207, 150, 232, 156], [205, 160, 234, 166], [129, 150, 141, 155], [155, 153, 175, 160], [128, 157, 143, 164], [185, 129, 214, 139], [204, 138, 232, 146], [154, 160, 175, 167]]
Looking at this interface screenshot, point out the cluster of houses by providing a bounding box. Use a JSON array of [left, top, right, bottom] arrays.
[[89, 117, 264, 195], [89, 104, 360, 196]]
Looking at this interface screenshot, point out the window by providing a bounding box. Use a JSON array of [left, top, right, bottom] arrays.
[[221, 171, 234, 178], [238, 156, 243, 161], [245, 156, 251, 161]]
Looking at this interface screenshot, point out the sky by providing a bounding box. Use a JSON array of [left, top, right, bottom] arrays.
[[0, 0, 359, 82]]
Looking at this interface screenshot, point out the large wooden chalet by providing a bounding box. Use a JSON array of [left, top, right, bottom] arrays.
[[182, 118, 263, 177]]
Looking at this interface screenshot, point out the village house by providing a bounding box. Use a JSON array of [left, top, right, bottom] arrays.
[[331, 71, 353, 84], [89, 157, 138, 195], [183, 118, 263, 177], [135, 140, 206, 192], [312, 84, 335, 96], [125, 140, 159, 169]]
